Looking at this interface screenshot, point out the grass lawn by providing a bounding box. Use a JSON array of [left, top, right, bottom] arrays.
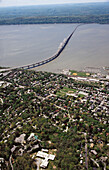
[[70, 70, 90, 77], [78, 94, 85, 98], [56, 87, 77, 97], [62, 87, 77, 93], [56, 87, 86, 98]]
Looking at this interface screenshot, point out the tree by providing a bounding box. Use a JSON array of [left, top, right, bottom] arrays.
[[14, 153, 36, 170]]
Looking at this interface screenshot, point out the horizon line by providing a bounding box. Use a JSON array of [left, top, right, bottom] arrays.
[[0, 1, 108, 8]]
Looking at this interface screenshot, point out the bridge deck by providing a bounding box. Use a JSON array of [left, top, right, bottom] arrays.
[[12, 24, 81, 70]]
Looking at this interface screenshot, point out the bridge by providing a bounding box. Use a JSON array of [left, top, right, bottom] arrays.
[[14, 24, 81, 70]]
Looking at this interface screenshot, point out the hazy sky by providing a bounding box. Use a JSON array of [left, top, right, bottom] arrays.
[[0, 0, 108, 7]]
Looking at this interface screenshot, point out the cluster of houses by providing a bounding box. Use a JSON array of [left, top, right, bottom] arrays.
[[12, 132, 55, 169], [0, 68, 109, 169], [10, 132, 55, 169]]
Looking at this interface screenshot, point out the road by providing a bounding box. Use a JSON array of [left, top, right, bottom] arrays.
[[9, 155, 14, 170], [84, 133, 88, 170]]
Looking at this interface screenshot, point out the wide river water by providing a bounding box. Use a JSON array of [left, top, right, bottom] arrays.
[[0, 24, 109, 73]]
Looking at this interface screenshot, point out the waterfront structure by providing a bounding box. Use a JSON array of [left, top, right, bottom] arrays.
[[13, 25, 81, 70]]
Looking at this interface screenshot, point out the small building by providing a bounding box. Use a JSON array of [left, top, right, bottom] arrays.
[[40, 159, 49, 169], [78, 91, 88, 97], [0, 158, 4, 163], [77, 77, 87, 81], [90, 143, 94, 148], [11, 145, 17, 153], [15, 134, 26, 144], [42, 149, 49, 152], [80, 160, 83, 164], [0, 81, 4, 87], [27, 133, 35, 141], [106, 75, 109, 79], [89, 78, 99, 82], [100, 156, 108, 162], [91, 150, 97, 155]]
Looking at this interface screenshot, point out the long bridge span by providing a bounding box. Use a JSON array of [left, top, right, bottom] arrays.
[[15, 24, 81, 70]]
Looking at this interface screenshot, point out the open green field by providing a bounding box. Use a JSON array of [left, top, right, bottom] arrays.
[[70, 70, 90, 77], [56, 87, 87, 98], [56, 87, 77, 97]]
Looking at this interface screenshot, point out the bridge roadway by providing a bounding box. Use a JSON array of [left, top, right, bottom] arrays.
[[15, 24, 81, 70]]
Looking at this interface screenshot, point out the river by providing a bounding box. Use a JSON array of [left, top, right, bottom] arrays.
[[0, 24, 109, 72]]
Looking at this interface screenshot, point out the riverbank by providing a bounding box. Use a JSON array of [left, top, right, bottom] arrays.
[[0, 3, 109, 25], [0, 15, 109, 25]]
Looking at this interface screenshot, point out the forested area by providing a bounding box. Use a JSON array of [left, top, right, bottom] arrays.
[[0, 2, 109, 24], [0, 69, 109, 169]]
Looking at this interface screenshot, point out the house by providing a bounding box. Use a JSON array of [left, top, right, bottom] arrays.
[[15, 134, 26, 144], [78, 91, 88, 97], [11, 145, 17, 153], [91, 150, 97, 155], [0, 98, 3, 104], [80, 160, 83, 164], [0, 158, 4, 163], [0, 81, 4, 87], [90, 143, 94, 148], [27, 133, 35, 141], [106, 75, 109, 79], [100, 156, 108, 162]]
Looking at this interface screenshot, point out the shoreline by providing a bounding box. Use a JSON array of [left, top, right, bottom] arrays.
[[0, 22, 109, 26]]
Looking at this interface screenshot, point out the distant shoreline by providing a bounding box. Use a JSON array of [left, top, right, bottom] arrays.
[[0, 3, 109, 25], [0, 19, 109, 26]]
